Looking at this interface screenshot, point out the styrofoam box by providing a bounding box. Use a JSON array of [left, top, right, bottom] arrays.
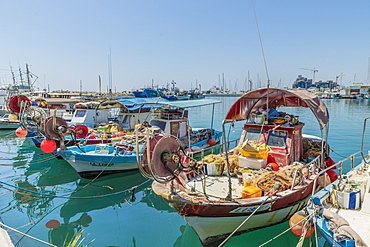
[[238, 156, 267, 169]]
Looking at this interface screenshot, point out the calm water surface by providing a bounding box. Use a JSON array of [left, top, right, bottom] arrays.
[[0, 97, 369, 247]]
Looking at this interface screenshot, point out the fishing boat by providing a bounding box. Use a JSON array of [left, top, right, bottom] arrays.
[[57, 99, 222, 178], [7, 96, 168, 148], [305, 116, 370, 247], [137, 88, 331, 245], [0, 113, 20, 130]]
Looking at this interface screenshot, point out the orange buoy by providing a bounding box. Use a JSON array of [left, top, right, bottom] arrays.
[[207, 138, 217, 146], [15, 127, 28, 138], [40, 139, 57, 153], [317, 172, 331, 187], [267, 162, 279, 171], [289, 210, 314, 237], [45, 219, 60, 229]]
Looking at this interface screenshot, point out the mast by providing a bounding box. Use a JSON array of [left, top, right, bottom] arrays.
[[367, 57, 370, 84], [99, 75, 102, 95], [26, 63, 32, 91], [9, 65, 16, 85]]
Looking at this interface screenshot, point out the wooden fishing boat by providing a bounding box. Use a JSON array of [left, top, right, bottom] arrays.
[[137, 88, 332, 245], [305, 117, 370, 247]]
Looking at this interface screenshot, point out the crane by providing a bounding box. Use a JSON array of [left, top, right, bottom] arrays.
[[333, 74, 345, 90], [300, 68, 318, 89], [300, 68, 319, 88]]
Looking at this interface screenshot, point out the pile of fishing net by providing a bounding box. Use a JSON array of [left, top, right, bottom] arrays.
[[302, 138, 323, 160], [253, 163, 308, 192]]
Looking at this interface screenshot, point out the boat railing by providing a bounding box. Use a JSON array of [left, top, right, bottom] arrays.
[[290, 154, 324, 190], [310, 150, 366, 197]]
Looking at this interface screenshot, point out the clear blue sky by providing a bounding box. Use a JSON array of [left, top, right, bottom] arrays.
[[1, 0, 370, 92]]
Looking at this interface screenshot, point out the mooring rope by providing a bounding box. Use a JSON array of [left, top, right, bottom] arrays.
[[258, 211, 315, 247], [0, 222, 56, 247], [0, 177, 151, 200], [218, 182, 282, 247]]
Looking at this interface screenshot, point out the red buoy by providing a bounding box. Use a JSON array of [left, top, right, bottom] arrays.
[[326, 169, 338, 183], [15, 127, 28, 138], [207, 138, 217, 146], [40, 139, 57, 153], [289, 210, 314, 237], [325, 157, 336, 169]]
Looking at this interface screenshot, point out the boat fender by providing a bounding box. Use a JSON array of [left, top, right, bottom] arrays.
[[325, 156, 336, 169], [289, 210, 314, 237]]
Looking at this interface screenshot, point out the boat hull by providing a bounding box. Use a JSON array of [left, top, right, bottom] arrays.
[[153, 177, 316, 245], [0, 121, 20, 130], [58, 147, 139, 178], [185, 197, 309, 245]]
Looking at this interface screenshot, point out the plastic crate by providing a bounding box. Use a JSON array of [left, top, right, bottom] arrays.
[[238, 156, 267, 170], [240, 148, 268, 159]]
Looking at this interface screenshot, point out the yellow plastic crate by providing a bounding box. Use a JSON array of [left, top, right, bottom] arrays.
[[240, 148, 269, 159]]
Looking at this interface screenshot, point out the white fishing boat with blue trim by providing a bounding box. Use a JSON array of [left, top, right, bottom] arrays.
[[305, 117, 370, 247]]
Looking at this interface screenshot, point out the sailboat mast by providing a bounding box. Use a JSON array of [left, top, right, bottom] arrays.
[[26, 64, 32, 91]]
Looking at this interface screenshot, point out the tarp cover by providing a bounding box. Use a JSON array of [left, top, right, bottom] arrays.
[[98, 97, 221, 112], [225, 88, 329, 129]]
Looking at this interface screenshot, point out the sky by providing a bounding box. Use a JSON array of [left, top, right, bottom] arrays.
[[1, 0, 370, 93]]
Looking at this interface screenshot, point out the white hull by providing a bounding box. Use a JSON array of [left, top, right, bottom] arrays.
[[58, 149, 140, 177], [64, 159, 138, 173], [185, 198, 309, 244], [0, 121, 19, 130]]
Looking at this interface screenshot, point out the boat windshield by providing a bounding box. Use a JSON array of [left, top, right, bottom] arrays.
[[75, 110, 87, 118], [246, 128, 264, 142], [150, 120, 166, 131], [266, 130, 288, 148]]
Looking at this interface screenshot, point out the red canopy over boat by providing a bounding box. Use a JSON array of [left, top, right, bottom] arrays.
[[225, 88, 329, 129]]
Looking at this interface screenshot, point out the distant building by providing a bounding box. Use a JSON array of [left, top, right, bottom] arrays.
[[349, 83, 370, 95], [292, 75, 312, 89], [292, 75, 338, 91]]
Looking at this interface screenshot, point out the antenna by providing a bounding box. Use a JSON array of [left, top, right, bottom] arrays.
[[252, 0, 270, 87]]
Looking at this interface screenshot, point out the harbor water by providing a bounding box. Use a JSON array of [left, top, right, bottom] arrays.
[[0, 96, 369, 247]]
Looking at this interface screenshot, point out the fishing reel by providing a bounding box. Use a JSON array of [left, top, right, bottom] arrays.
[[8, 95, 32, 114], [42, 117, 89, 140], [139, 133, 197, 183]]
